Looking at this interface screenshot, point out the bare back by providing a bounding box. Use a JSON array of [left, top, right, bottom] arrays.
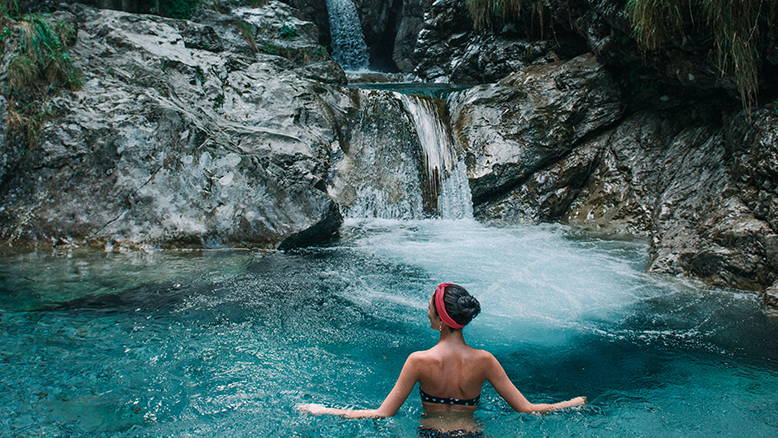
[[413, 344, 491, 404]]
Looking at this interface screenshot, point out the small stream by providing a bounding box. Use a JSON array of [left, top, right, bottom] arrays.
[[1, 219, 776, 436]]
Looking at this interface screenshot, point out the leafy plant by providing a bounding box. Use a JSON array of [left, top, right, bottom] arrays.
[[14, 14, 81, 90], [3, 13, 81, 150], [159, 0, 201, 19], [0, 24, 12, 56], [625, 0, 778, 111], [280, 19, 298, 40], [0, 0, 19, 19]]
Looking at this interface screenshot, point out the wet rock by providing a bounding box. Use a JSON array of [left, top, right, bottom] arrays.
[[476, 142, 600, 222], [471, 97, 778, 294], [0, 3, 345, 250], [326, 89, 428, 219], [181, 23, 224, 52], [353, 0, 402, 61], [393, 0, 430, 72], [412, 0, 539, 83], [766, 282, 778, 307], [449, 53, 623, 206]]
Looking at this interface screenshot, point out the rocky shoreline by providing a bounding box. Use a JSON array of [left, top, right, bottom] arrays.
[[0, 1, 776, 304]]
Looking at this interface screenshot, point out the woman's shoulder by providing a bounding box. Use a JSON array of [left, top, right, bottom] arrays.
[[468, 347, 497, 363], [408, 349, 437, 361], [411, 346, 494, 362]]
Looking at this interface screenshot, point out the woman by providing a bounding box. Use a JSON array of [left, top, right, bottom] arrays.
[[299, 283, 586, 435]]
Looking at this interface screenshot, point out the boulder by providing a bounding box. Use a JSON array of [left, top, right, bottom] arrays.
[[449, 53, 623, 207], [0, 3, 347, 250]]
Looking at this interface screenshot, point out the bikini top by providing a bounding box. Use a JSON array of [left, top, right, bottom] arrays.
[[420, 387, 480, 406]]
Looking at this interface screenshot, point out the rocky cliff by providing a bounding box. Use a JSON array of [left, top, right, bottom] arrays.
[[0, 2, 350, 249], [451, 53, 778, 302]]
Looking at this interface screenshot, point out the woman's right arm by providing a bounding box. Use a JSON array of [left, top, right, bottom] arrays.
[[484, 353, 586, 414], [298, 352, 422, 418]]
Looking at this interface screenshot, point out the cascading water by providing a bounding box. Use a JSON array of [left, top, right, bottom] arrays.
[[328, 90, 427, 219], [325, 0, 370, 71], [328, 90, 472, 220], [400, 94, 473, 220]]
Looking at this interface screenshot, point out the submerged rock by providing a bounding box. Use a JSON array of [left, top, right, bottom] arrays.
[[0, 3, 346, 249]]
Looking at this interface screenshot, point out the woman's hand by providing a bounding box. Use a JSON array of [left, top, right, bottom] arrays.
[[297, 403, 328, 415], [554, 396, 587, 410], [569, 396, 587, 407]]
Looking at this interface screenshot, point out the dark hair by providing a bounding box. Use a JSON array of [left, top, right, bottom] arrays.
[[439, 284, 480, 328]]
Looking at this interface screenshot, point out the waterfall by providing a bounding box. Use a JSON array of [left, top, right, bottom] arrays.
[[399, 94, 473, 220], [325, 0, 370, 71], [329, 90, 473, 220]]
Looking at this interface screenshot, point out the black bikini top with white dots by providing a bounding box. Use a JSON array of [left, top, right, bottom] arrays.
[[420, 387, 480, 406]]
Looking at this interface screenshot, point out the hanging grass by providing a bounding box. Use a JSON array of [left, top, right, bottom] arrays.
[[625, 0, 687, 51], [0, 0, 19, 19], [12, 14, 81, 91], [7, 53, 37, 89], [3, 13, 81, 150], [232, 19, 257, 52], [465, 0, 524, 30], [626, 0, 778, 110], [464, 0, 550, 38]]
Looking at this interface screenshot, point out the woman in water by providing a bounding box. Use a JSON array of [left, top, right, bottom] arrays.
[[299, 283, 586, 435]]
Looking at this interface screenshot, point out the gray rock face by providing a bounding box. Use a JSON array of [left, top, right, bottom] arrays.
[[0, 3, 347, 249], [451, 53, 778, 293], [327, 89, 428, 218], [410, 0, 590, 83], [393, 0, 430, 72], [450, 53, 623, 206], [353, 0, 401, 52]]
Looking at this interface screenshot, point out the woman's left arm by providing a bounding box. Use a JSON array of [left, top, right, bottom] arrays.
[[299, 353, 421, 418]]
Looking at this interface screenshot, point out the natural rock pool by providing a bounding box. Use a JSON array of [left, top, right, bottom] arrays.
[[1, 219, 776, 436]]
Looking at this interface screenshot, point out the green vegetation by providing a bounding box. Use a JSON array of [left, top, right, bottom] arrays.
[[626, 0, 777, 110], [280, 19, 298, 41], [465, 0, 524, 30], [14, 14, 81, 90], [0, 0, 19, 19], [158, 0, 201, 19], [2, 11, 81, 149], [464, 0, 549, 33]]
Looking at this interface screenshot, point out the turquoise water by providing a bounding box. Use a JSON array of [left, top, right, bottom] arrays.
[[1, 219, 776, 437]]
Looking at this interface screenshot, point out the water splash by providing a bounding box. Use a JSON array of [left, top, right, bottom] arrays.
[[325, 0, 370, 71]]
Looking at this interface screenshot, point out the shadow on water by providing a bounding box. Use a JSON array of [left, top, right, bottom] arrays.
[[28, 248, 434, 340]]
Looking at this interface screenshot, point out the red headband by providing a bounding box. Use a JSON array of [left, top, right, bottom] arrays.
[[435, 283, 465, 329]]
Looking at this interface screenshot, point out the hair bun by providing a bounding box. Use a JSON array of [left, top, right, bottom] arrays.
[[457, 296, 481, 318], [442, 284, 481, 326]]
